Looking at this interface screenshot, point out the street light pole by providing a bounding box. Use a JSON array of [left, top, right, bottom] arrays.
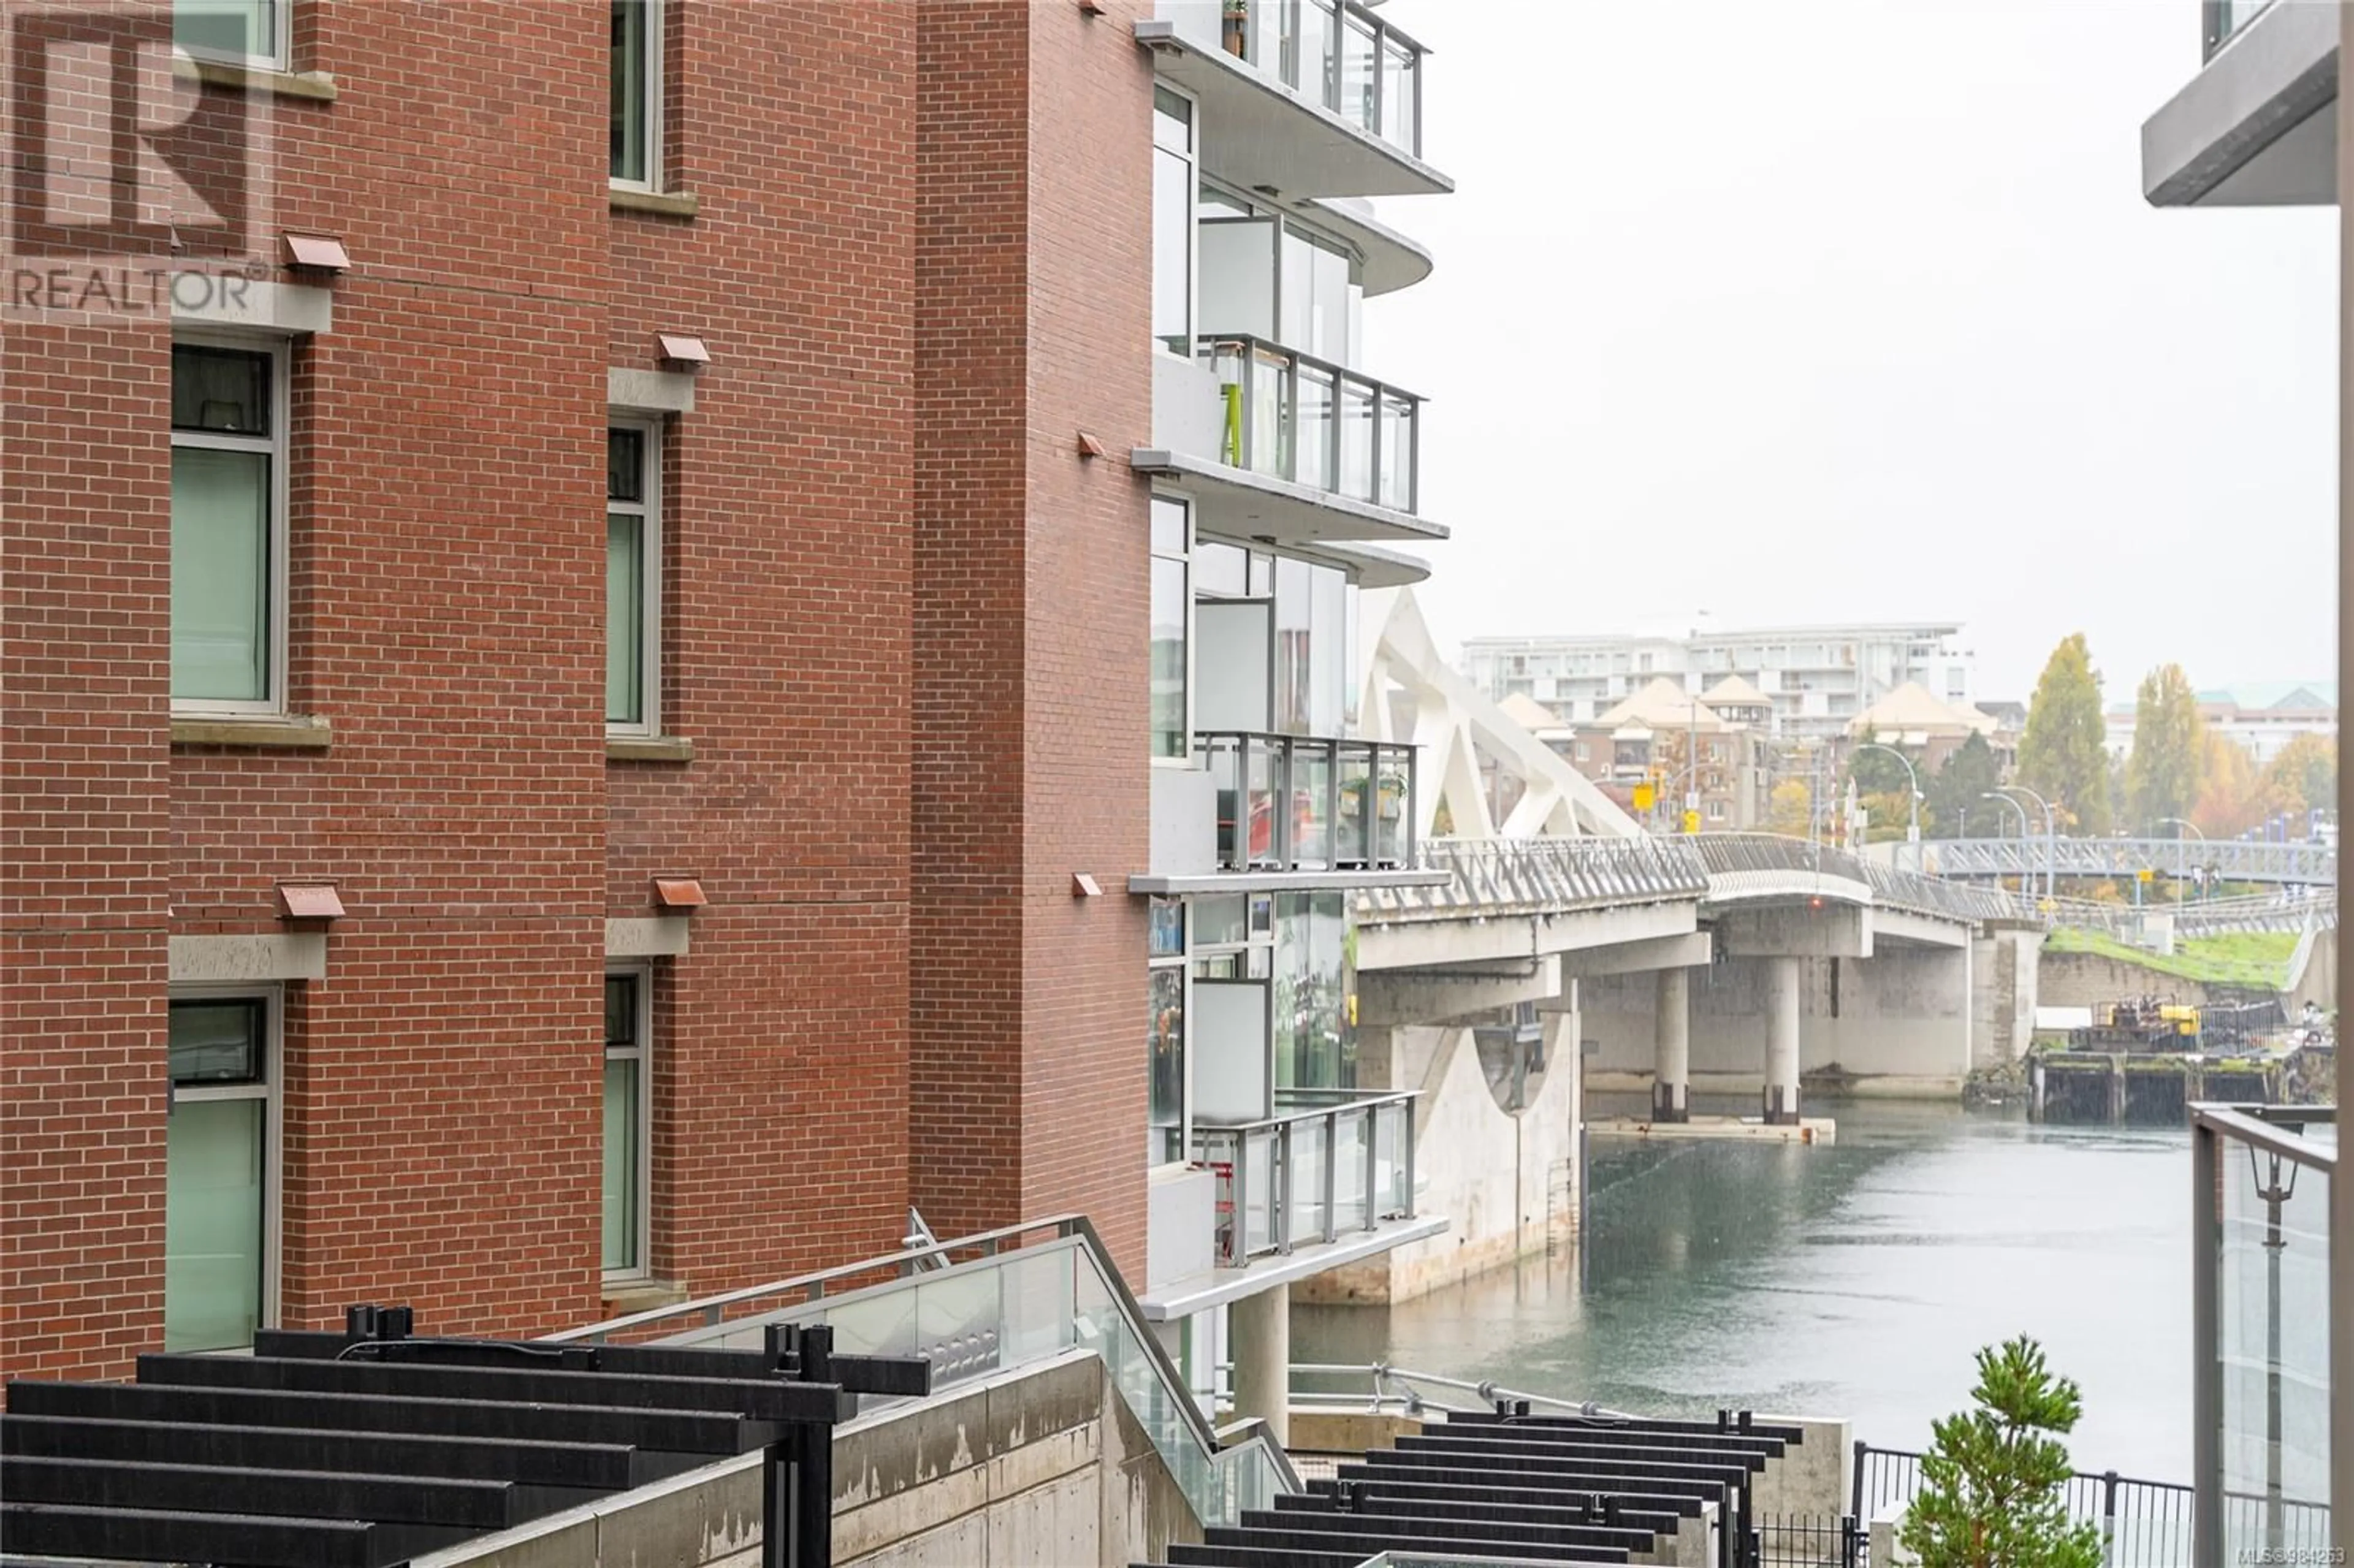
[[2151, 815, 2206, 904], [1981, 791, 2029, 896], [1852, 741, 1922, 866], [2000, 783, 2059, 902]]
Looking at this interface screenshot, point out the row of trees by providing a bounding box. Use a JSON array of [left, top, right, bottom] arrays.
[[2015, 636, 2334, 840]]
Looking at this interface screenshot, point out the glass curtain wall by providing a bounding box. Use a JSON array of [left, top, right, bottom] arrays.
[[1151, 498, 1190, 759], [1149, 900, 1187, 1162], [1273, 892, 1352, 1090], [1153, 89, 1195, 354]]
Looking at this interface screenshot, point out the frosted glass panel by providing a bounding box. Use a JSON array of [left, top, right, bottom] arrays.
[[172, 447, 270, 702], [1198, 218, 1277, 341], [1193, 980, 1269, 1122], [166, 1099, 264, 1352], [1195, 601, 1271, 733]]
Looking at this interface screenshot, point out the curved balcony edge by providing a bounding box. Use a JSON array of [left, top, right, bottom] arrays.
[[1137, 18, 1455, 200], [1132, 446, 1447, 547], [1299, 196, 1434, 297]]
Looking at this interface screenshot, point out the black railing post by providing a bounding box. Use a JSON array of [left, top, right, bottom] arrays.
[[1851, 1438, 1867, 1519]]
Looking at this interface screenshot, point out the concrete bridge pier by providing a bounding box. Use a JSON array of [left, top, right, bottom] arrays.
[[1653, 967, 1690, 1123], [1765, 956, 1802, 1125]]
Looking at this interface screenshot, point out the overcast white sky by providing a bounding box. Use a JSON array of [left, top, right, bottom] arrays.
[[1367, 0, 2338, 702]]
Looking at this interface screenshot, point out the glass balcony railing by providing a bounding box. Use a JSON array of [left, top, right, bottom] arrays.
[[1195, 731, 1417, 873], [551, 1214, 1300, 1531], [1192, 1089, 1417, 1269], [1200, 335, 1422, 515], [1215, 0, 1426, 158], [2191, 1103, 2338, 1562], [2206, 0, 2278, 57]]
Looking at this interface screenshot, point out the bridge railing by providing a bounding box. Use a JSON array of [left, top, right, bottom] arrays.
[[1688, 833, 2011, 925], [1354, 834, 1708, 923], [1903, 835, 2336, 886]]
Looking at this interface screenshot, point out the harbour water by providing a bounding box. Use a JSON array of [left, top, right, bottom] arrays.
[[1295, 1092, 2195, 1485]]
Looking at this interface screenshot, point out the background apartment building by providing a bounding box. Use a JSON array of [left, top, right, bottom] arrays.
[[0, 0, 1447, 1410], [1460, 621, 1976, 742], [2103, 680, 2339, 766]]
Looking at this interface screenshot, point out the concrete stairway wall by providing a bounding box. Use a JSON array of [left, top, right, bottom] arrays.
[[409, 1352, 1199, 1568]]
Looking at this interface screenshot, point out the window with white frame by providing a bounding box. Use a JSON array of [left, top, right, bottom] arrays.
[[1151, 495, 1190, 762], [172, 340, 288, 713], [1152, 86, 1195, 355], [166, 991, 279, 1352], [176, 0, 287, 69], [603, 970, 653, 1277], [606, 422, 661, 734], [610, 0, 661, 188]]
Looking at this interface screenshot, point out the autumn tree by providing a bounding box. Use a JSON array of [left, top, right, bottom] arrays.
[[1926, 732, 2003, 837], [2192, 732, 2295, 840], [2124, 664, 2205, 828], [2017, 634, 2111, 835], [2262, 732, 2336, 820], [1768, 779, 1813, 839]]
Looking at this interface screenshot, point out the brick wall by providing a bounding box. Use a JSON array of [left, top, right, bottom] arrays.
[[601, 0, 915, 1292], [908, 0, 1152, 1275], [1, 317, 173, 1380], [2, 0, 920, 1380]]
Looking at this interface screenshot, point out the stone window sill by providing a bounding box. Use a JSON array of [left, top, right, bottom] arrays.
[[607, 734, 695, 764], [609, 187, 701, 219], [601, 1278, 690, 1315], [172, 715, 332, 750], [174, 58, 340, 101]]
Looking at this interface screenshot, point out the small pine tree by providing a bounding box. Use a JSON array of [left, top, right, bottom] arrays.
[[1897, 1337, 2103, 1568]]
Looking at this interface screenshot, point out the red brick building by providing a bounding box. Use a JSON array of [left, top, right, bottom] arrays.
[[2, 0, 1448, 1397]]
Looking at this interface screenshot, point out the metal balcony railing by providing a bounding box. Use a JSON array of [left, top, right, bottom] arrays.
[[1200, 335, 1423, 514], [1195, 730, 1417, 872], [1191, 1089, 1417, 1269], [1216, 0, 1428, 157]]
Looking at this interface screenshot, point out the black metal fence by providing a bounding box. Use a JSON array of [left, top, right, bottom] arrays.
[[1849, 1441, 2328, 1565], [1754, 1512, 1865, 1567]]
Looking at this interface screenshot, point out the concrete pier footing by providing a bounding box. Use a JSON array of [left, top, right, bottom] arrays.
[[1764, 956, 1802, 1125], [1653, 967, 1691, 1123]]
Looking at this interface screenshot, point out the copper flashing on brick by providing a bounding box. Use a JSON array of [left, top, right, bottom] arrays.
[[652, 877, 707, 911], [656, 333, 711, 369], [1075, 430, 1107, 459], [283, 233, 351, 272], [276, 883, 346, 921]]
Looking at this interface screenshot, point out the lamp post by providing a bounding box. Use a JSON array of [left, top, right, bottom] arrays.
[[1998, 783, 2059, 902], [1980, 791, 2030, 897], [1851, 741, 1922, 866], [2151, 816, 2206, 904]]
